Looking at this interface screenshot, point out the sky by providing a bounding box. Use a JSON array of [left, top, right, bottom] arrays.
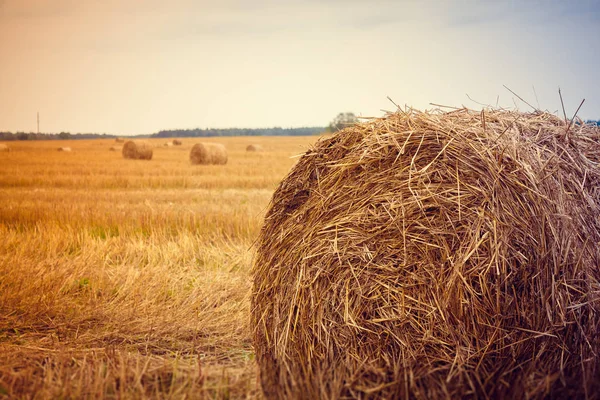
[[0, 0, 599, 135]]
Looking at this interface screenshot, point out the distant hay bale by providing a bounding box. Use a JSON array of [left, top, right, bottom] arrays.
[[115, 137, 125, 143], [109, 146, 121, 152], [163, 142, 173, 147], [57, 147, 72, 152], [172, 139, 182, 145], [122, 140, 153, 160], [246, 144, 264, 152], [252, 108, 600, 399], [189, 143, 228, 165], [0, 143, 9, 152]]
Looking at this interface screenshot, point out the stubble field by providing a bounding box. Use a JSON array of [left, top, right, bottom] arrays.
[[0, 136, 320, 399]]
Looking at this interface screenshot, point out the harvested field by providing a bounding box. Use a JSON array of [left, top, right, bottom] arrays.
[[252, 108, 600, 399], [0, 136, 317, 399]]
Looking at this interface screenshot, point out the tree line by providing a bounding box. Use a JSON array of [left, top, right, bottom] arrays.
[[2, 114, 596, 141], [152, 126, 325, 138], [0, 131, 116, 141], [0, 126, 326, 141]]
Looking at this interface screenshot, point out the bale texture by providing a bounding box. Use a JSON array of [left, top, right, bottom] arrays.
[[189, 143, 227, 165], [57, 147, 71, 152], [246, 144, 264, 152], [122, 140, 153, 160], [0, 143, 9, 152], [252, 108, 600, 400], [173, 139, 182, 145]]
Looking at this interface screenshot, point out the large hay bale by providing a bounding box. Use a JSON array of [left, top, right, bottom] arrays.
[[173, 139, 182, 146], [0, 143, 9, 152], [189, 143, 227, 165], [122, 140, 153, 160], [57, 147, 72, 152], [252, 108, 600, 399], [246, 144, 264, 152]]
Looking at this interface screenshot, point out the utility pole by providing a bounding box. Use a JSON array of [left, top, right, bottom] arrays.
[[37, 112, 40, 134]]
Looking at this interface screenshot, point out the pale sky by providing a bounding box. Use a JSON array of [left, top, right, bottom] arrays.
[[0, 0, 599, 135]]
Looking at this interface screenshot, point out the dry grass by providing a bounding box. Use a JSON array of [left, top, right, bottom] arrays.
[[0, 136, 318, 399], [252, 108, 600, 399]]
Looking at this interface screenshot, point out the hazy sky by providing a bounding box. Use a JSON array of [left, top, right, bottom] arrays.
[[1, 0, 599, 135]]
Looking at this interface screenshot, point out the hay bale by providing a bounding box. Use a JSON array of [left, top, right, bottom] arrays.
[[173, 139, 182, 145], [0, 143, 9, 152], [246, 144, 264, 152], [57, 147, 72, 152], [163, 142, 173, 147], [189, 143, 227, 165], [252, 108, 600, 399], [109, 146, 121, 152], [115, 137, 125, 143], [122, 140, 153, 160]]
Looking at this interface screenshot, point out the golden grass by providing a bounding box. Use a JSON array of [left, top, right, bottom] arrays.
[[0, 138, 306, 189], [0, 136, 319, 399]]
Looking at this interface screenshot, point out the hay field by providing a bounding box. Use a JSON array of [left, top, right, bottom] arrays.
[[0, 136, 318, 399]]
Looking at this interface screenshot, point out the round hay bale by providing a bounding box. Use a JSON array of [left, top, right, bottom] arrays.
[[122, 140, 153, 160], [189, 142, 227, 165], [0, 143, 10, 152], [115, 137, 125, 143], [252, 108, 600, 399], [172, 139, 182, 145], [246, 144, 264, 152], [57, 147, 72, 152], [163, 142, 173, 147], [109, 146, 121, 152]]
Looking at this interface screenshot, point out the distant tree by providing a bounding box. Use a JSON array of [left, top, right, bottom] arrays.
[[328, 112, 358, 132], [58, 132, 71, 140]]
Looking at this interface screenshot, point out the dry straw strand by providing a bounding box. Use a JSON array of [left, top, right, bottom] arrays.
[[122, 140, 153, 160], [251, 107, 600, 400], [190, 143, 228, 165]]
